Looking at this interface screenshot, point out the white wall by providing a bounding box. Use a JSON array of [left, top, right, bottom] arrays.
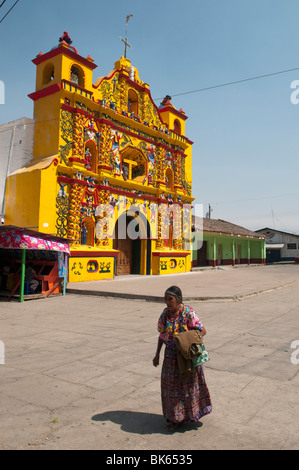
[[0, 117, 34, 220], [258, 228, 299, 260]]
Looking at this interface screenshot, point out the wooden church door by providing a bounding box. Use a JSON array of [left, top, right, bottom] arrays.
[[114, 237, 133, 275]]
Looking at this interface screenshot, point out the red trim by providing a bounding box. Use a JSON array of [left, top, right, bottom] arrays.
[[69, 157, 85, 164], [28, 83, 61, 101], [98, 164, 114, 171], [57, 176, 87, 186], [92, 68, 119, 90], [70, 251, 118, 257], [61, 103, 189, 154], [153, 252, 189, 257], [57, 175, 185, 206], [159, 106, 188, 121], [119, 72, 148, 94], [41, 157, 59, 169], [32, 45, 98, 70], [100, 117, 186, 155]]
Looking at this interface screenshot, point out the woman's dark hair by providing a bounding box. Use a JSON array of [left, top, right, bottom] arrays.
[[164, 286, 183, 302]]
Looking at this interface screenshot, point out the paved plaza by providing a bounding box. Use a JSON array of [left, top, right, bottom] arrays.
[[0, 264, 299, 450]]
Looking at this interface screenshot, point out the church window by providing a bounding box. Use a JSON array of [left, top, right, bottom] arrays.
[[121, 147, 146, 183], [173, 119, 181, 134], [70, 65, 84, 87], [42, 62, 55, 85], [128, 89, 138, 116]]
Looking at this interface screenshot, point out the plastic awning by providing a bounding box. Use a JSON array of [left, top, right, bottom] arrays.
[[0, 226, 70, 254]]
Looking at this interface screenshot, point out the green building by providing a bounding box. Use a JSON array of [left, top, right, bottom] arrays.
[[192, 218, 266, 267]]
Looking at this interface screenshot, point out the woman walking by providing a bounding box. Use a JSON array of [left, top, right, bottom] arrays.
[[153, 286, 212, 431]]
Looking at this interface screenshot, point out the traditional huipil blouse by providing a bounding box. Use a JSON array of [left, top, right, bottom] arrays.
[[158, 304, 203, 344]]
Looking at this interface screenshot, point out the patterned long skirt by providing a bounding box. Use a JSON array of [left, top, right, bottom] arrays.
[[161, 342, 212, 424]]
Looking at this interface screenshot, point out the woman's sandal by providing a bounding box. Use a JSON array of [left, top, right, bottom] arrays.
[[166, 422, 180, 432]]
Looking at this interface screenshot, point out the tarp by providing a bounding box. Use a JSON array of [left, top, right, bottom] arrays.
[[0, 226, 70, 254]]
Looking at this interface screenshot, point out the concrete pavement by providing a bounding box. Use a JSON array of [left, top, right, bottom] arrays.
[[0, 264, 299, 450], [66, 263, 299, 301]]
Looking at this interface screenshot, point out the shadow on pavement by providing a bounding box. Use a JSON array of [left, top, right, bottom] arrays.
[[91, 410, 203, 435]]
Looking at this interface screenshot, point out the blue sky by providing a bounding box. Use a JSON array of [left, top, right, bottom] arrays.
[[1, 0, 299, 233]]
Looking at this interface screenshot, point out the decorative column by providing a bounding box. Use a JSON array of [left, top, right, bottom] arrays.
[[155, 146, 165, 184], [119, 78, 127, 113], [98, 123, 112, 167], [68, 182, 84, 244], [173, 153, 182, 187], [72, 113, 85, 160]]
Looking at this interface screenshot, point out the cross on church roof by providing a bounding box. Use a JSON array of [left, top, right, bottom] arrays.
[[120, 14, 133, 58]]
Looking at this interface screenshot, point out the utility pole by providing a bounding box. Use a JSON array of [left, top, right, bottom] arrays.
[[206, 204, 213, 219]]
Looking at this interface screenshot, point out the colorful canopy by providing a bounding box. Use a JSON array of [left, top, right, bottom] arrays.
[[0, 226, 70, 254]]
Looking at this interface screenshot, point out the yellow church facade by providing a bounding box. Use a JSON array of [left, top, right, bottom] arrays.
[[4, 38, 194, 282]]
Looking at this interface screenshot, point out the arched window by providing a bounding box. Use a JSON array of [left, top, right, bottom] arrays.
[[121, 147, 147, 183], [70, 65, 84, 87], [42, 62, 55, 85], [173, 119, 181, 134], [128, 89, 138, 116]]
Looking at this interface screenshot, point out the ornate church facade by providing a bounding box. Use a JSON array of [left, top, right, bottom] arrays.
[[4, 36, 194, 282]]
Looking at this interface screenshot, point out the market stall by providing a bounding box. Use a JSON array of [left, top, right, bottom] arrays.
[[0, 226, 70, 302]]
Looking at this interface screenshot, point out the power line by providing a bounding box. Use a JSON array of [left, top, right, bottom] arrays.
[[154, 66, 299, 101], [0, 0, 21, 24], [207, 191, 299, 206], [0, 1, 8, 8]]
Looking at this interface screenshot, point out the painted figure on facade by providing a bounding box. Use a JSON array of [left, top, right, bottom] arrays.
[[84, 148, 92, 171]]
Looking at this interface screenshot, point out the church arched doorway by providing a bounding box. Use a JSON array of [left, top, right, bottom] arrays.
[[113, 209, 151, 276]]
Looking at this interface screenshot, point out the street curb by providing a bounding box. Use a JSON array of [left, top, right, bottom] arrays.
[[66, 288, 164, 302], [66, 280, 299, 303]]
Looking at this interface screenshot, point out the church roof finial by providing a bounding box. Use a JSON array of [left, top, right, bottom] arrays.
[[59, 31, 72, 46], [120, 14, 133, 59]]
